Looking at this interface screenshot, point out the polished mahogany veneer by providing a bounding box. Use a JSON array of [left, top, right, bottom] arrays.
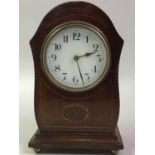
[[28, 1, 124, 153]]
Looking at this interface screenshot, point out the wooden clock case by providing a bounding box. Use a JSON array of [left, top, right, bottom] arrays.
[[28, 1, 124, 153]]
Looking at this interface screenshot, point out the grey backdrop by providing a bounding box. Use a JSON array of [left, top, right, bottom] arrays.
[[19, 0, 135, 155]]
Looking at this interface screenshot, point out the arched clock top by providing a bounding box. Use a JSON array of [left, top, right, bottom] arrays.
[[30, 1, 124, 96]]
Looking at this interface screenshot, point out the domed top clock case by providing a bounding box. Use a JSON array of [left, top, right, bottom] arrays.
[[29, 1, 124, 153]]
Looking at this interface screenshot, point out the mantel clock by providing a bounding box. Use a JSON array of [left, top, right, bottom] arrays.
[[28, 2, 124, 154]]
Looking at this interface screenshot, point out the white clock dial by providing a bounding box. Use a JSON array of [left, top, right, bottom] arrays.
[[42, 23, 110, 92]]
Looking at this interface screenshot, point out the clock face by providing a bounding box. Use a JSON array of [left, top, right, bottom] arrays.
[[42, 22, 110, 92]]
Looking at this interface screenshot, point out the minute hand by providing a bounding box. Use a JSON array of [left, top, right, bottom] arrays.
[[75, 59, 85, 86]]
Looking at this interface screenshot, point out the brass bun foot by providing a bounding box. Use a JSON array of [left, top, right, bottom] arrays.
[[33, 148, 42, 153], [111, 149, 119, 154]]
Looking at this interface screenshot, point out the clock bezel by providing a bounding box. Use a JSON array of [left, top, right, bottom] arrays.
[[41, 21, 111, 92]]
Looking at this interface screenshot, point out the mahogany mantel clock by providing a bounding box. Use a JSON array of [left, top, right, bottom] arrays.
[[28, 1, 124, 154]]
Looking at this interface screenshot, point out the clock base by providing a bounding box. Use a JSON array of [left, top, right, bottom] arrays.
[[29, 126, 123, 153]]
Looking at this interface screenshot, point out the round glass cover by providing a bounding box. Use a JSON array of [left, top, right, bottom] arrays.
[[42, 22, 111, 92]]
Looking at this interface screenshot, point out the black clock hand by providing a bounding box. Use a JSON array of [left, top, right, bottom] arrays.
[[74, 56, 85, 86], [78, 51, 97, 58]]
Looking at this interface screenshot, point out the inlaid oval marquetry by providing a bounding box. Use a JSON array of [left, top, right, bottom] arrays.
[[62, 105, 89, 122]]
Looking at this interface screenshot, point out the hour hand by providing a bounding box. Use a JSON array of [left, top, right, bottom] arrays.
[[85, 51, 97, 57], [78, 51, 97, 58]]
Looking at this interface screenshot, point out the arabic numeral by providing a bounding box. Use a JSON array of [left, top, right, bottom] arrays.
[[54, 43, 61, 51], [93, 44, 100, 51], [97, 55, 102, 62], [51, 54, 57, 61], [73, 76, 79, 84], [54, 65, 61, 72], [63, 35, 68, 43], [85, 73, 90, 81], [73, 32, 80, 40], [62, 73, 67, 82]]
